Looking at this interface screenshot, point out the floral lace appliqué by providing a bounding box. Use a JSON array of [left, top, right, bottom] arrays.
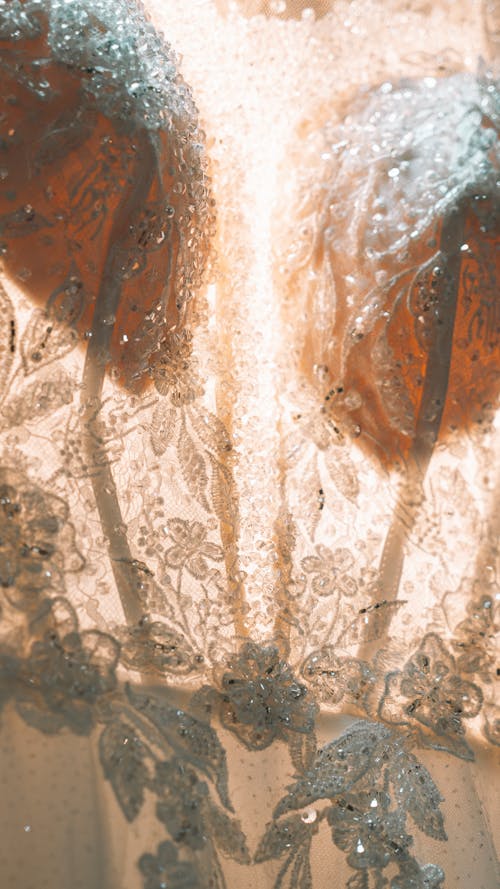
[[211, 641, 317, 752], [379, 632, 483, 760]]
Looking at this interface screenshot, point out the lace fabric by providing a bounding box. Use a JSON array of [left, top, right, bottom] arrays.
[[0, 1, 499, 888]]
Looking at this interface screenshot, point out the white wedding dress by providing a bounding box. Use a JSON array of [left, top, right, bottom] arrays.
[[0, 2, 498, 887]]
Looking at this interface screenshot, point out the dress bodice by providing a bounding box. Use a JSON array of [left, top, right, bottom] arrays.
[[0, 2, 498, 887]]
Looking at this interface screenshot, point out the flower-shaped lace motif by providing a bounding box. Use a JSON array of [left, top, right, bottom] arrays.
[[0, 468, 82, 608], [139, 840, 199, 889], [16, 597, 119, 734], [379, 633, 483, 760], [327, 790, 411, 870], [301, 544, 357, 597], [164, 518, 224, 579], [217, 642, 316, 750]]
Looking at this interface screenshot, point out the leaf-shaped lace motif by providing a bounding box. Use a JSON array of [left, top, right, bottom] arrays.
[[188, 407, 232, 455], [388, 750, 447, 841], [0, 282, 14, 403], [209, 454, 237, 527], [300, 453, 323, 540], [99, 718, 156, 821], [205, 800, 251, 864], [255, 814, 314, 864], [255, 812, 315, 888], [2, 370, 74, 426], [178, 418, 210, 511], [127, 685, 230, 809], [150, 402, 178, 456], [324, 446, 359, 503], [21, 309, 79, 374], [275, 722, 391, 817], [275, 841, 313, 889]]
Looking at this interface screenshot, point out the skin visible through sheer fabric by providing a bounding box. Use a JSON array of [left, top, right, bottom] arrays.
[[0, 2, 498, 888]]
